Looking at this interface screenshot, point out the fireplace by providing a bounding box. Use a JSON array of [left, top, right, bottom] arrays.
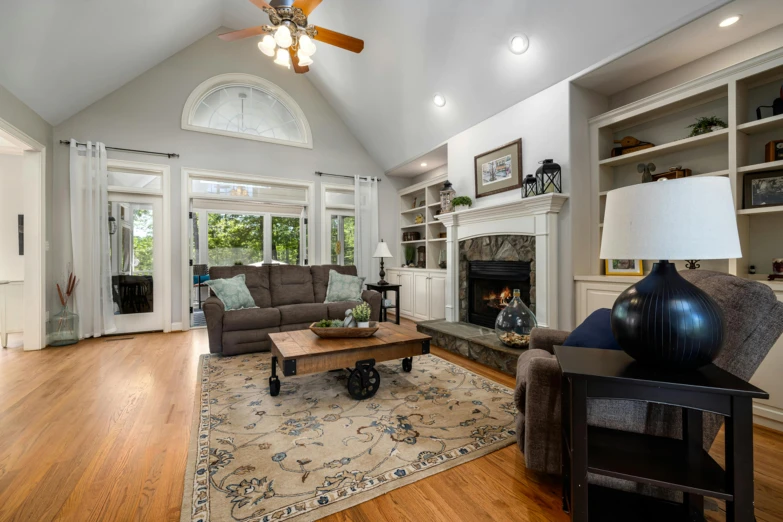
[[467, 261, 532, 328]]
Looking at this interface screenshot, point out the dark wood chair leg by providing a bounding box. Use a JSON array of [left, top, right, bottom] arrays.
[[726, 396, 755, 522]]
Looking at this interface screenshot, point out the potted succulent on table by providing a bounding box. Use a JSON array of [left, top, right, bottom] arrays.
[[352, 302, 372, 328], [452, 196, 473, 211], [687, 116, 727, 137]]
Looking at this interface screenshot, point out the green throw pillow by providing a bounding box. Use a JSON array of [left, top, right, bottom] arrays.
[[324, 270, 365, 303], [206, 274, 257, 311]]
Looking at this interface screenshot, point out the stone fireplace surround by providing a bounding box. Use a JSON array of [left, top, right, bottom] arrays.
[[417, 194, 568, 375]]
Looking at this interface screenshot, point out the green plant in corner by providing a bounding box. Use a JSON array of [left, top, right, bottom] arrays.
[[452, 196, 473, 209], [687, 116, 727, 137], [352, 302, 371, 323]]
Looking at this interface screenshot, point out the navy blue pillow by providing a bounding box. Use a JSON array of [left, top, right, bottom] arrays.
[[563, 308, 622, 351]]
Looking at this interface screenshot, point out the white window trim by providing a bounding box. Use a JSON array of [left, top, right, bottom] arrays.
[[181, 73, 313, 149]]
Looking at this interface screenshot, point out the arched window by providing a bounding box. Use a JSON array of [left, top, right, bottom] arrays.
[[182, 73, 312, 149]]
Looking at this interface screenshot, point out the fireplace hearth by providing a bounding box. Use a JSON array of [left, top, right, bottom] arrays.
[[467, 261, 531, 328]]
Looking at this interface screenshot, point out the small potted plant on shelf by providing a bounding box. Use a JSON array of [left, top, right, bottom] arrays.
[[352, 302, 372, 328], [405, 246, 416, 267], [687, 116, 727, 137], [452, 196, 472, 211]]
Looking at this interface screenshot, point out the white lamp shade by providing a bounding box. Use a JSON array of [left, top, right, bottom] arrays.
[[372, 241, 393, 259], [299, 34, 317, 55], [258, 39, 275, 57], [600, 177, 741, 260], [274, 25, 293, 49], [297, 49, 313, 66], [274, 48, 291, 68]]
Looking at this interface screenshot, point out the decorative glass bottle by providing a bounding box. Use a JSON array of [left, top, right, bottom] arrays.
[[495, 289, 537, 348], [47, 306, 79, 346]]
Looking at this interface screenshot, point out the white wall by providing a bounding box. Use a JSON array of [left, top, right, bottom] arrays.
[[52, 28, 406, 327], [0, 154, 24, 281]]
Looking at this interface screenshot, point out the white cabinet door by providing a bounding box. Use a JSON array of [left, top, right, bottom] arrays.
[[429, 274, 446, 320], [387, 270, 400, 286], [575, 281, 630, 324], [413, 273, 430, 320], [398, 272, 413, 317]]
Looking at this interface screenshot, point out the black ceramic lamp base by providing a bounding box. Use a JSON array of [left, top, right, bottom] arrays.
[[377, 259, 388, 285], [610, 261, 725, 370]]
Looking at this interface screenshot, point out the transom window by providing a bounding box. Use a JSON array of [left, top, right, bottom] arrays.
[[182, 73, 312, 149]]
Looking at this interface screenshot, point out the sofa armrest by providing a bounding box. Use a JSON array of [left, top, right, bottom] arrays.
[[362, 290, 382, 322], [203, 297, 225, 354], [529, 327, 571, 354], [522, 355, 563, 475]]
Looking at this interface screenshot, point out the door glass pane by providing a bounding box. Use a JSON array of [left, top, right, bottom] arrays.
[[272, 216, 300, 265], [330, 215, 355, 266], [109, 202, 154, 315], [208, 213, 263, 266], [343, 216, 355, 266], [331, 216, 340, 264]]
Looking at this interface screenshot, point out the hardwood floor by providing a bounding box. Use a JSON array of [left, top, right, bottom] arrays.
[[0, 319, 781, 521]]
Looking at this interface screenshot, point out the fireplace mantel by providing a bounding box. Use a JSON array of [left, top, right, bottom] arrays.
[[436, 193, 569, 329]]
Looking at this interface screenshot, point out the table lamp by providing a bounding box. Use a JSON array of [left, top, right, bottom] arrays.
[[372, 240, 393, 285], [600, 177, 741, 369]]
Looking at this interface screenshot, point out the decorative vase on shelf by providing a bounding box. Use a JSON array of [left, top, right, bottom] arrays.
[[47, 307, 79, 346], [495, 289, 537, 348]]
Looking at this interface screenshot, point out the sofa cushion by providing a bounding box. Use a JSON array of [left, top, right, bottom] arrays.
[[311, 265, 357, 303], [222, 327, 279, 356], [270, 265, 315, 306], [563, 308, 622, 351], [210, 265, 271, 308], [205, 274, 257, 311], [277, 303, 328, 325], [324, 270, 365, 303], [223, 307, 281, 332], [327, 302, 355, 321], [281, 322, 315, 332]]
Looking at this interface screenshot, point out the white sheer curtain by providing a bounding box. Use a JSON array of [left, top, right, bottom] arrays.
[[69, 140, 116, 338], [354, 176, 379, 280]]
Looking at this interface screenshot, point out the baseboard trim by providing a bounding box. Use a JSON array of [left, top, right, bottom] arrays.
[[753, 402, 783, 433]]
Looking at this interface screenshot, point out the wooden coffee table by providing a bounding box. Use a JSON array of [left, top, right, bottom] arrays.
[[268, 323, 432, 400]]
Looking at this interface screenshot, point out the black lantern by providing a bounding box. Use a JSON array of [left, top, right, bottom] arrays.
[[536, 159, 562, 195], [522, 174, 537, 198]]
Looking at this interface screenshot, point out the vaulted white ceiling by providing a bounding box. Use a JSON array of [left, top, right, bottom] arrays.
[[0, 0, 731, 170]]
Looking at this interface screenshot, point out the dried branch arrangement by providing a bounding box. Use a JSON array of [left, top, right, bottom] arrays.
[[57, 272, 79, 309]]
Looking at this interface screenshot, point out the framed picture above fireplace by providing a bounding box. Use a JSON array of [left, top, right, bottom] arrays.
[[474, 139, 522, 198]]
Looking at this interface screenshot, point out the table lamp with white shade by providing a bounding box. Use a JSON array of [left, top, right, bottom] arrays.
[[600, 177, 742, 369], [372, 240, 393, 285]]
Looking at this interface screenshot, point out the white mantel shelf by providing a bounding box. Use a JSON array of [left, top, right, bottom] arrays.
[[439, 192, 568, 329], [436, 193, 569, 226]]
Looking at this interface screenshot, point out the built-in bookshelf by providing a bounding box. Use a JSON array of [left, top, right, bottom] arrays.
[[589, 48, 783, 284], [396, 173, 449, 270]]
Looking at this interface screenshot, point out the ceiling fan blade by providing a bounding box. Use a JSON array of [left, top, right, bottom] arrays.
[[289, 47, 310, 74], [293, 0, 322, 16], [249, 0, 272, 9], [313, 26, 364, 53], [219, 26, 269, 41]]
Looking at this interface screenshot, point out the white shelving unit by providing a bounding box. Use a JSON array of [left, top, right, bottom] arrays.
[[395, 172, 449, 271]]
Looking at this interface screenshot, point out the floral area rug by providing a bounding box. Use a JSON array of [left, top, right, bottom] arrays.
[[181, 352, 517, 522]]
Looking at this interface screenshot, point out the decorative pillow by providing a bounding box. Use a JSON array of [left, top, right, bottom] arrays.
[[563, 308, 622, 351], [324, 270, 365, 303], [205, 274, 257, 311]]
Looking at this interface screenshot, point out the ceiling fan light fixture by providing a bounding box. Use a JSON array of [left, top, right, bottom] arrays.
[[274, 47, 291, 68], [297, 49, 314, 67], [274, 25, 293, 49], [258, 36, 276, 57], [433, 93, 446, 108], [509, 34, 529, 55], [299, 34, 317, 56]]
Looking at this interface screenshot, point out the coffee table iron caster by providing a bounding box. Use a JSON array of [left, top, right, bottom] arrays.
[[347, 359, 380, 400], [402, 357, 413, 372]]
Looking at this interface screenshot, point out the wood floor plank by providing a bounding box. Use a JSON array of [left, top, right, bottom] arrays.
[[0, 317, 780, 521]]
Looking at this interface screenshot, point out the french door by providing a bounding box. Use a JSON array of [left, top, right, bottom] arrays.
[[329, 212, 355, 266], [108, 192, 164, 333]]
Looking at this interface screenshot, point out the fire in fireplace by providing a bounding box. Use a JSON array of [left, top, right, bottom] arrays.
[[467, 261, 532, 328]]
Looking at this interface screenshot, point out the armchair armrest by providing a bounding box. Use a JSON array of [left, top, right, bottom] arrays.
[[362, 289, 382, 322], [203, 296, 225, 354], [522, 355, 563, 475], [529, 327, 571, 354]]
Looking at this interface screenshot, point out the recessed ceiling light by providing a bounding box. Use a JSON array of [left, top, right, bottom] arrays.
[[509, 34, 529, 55], [719, 15, 741, 27], [420, 162, 428, 167], [433, 93, 446, 107]]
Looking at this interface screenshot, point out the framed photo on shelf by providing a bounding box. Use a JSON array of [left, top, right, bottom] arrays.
[[605, 259, 643, 276], [743, 170, 783, 210], [474, 138, 522, 198]]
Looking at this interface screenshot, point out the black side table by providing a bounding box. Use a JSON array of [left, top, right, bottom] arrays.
[[365, 283, 401, 325], [554, 346, 768, 522]]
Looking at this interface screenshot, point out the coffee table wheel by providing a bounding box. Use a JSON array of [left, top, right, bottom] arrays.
[[269, 376, 281, 397], [347, 360, 380, 400], [402, 357, 413, 372]]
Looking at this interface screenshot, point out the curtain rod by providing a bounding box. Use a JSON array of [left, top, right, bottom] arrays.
[[315, 171, 381, 182], [59, 140, 180, 159]]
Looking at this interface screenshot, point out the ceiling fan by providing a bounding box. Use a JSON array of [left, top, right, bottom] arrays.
[[219, 0, 364, 74]]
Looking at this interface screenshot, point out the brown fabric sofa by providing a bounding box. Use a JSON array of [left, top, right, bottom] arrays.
[[203, 265, 381, 356], [515, 270, 783, 486]]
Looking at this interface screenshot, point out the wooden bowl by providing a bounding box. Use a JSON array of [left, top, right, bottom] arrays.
[[309, 321, 380, 338]]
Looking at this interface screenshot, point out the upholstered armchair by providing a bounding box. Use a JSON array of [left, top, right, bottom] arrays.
[[514, 271, 783, 479]]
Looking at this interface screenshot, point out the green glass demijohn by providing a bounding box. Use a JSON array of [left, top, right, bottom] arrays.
[[495, 289, 537, 348]]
